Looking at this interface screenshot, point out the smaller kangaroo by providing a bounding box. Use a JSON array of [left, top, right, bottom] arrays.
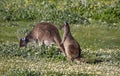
[[60, 22, 82, 62]]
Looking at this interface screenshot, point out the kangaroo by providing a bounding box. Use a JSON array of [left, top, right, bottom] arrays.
[[19, 22, 65, 55], [60, 22, 82, 62]]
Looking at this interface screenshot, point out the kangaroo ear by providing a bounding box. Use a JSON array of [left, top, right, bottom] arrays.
[[64, 21, 69, 25]]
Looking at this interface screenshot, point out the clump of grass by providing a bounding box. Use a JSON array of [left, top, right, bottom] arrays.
[[0, 42, 66, 61]]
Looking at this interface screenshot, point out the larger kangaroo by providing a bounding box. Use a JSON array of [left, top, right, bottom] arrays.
[[60, 22, 82, 62], [19, 22, 65, 54]]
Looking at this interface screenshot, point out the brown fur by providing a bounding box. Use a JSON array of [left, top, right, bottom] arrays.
[[61, 22, 82, 62], [20, 22, 65, 54]]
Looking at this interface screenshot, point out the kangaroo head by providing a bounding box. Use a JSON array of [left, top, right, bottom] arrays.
[[60, 21, 69, 30], [19, 37, 28, 47]]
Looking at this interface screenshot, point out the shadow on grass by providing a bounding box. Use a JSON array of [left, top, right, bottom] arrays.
[[86, 58, 103, 64], [82, 49, 120, 65], [82, 50, 113, 64]]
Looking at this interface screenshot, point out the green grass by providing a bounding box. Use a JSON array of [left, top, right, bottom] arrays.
[[0, 0, 120, 75], [70, 23, 120, 50], [0, 21, 33, 42], [0, 49, 120, 76], [0, 21, 120, 76], [0, 21, 120, 50], [0, 0, 120, 23]]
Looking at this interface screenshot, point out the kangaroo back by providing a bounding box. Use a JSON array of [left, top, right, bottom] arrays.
[[20, 22, 66, 55]]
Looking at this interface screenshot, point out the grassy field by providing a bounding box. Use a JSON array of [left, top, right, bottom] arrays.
[[0, 21, 120, 76], [0, 0, 120, 75]]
